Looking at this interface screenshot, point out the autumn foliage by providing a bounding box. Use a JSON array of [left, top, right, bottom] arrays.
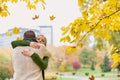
[[0, 0, 45, 17], [60, 0, 120, 69], [1, 0, 120, 69], [60, 0, 120, 48]]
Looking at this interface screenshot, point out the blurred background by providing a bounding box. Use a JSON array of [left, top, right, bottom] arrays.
[[0, 0, 120, 80]]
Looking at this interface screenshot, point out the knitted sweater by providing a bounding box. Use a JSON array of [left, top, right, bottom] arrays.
[[11, 41, 51, 80], [11, 40, 49, 70]]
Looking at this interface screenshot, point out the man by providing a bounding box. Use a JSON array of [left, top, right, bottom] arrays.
[[11, 30, 51, 80]]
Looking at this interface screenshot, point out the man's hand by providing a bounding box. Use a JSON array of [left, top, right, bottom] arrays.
[[30, 42, 40, 49]]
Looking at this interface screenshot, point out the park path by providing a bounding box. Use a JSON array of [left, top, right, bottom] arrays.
[[59, 75, 120, 80]]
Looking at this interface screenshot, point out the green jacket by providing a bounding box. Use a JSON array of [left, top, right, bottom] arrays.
[[11, 40, 49, 70]]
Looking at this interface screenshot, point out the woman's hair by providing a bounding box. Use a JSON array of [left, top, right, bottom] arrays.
[[24, 30, 36, 38], [37, 35, 47, 46]]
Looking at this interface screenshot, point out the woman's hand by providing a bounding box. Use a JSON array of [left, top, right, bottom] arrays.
[[21, 49, 33, 57]]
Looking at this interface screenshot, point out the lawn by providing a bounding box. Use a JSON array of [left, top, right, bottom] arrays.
[[53, 67, 119, 80], [78, 67, 117, 77]]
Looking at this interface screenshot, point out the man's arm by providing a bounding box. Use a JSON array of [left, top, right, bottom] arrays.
[[11, 40, 49, 70]]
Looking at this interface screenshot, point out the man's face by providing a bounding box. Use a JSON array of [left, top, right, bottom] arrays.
[[36, 35, 46, 46]]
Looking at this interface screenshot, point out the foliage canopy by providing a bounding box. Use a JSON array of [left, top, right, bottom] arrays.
[[60, 0, 120, 51]]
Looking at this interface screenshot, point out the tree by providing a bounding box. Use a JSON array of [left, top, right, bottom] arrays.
[[109, 31, 120, 54], [100, 55, 111, 72], [60, 0, 120, 50], [91, 61, 95, 70], [79, 48, 97, 67], [60, 0, 120, 70], [0, 0, 45, 17]]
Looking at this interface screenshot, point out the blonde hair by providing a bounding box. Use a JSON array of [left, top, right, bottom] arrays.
[[37, 35, 47, 46]]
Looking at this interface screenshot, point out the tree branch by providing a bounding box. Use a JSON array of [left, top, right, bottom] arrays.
[[78, 9, 120, 44]]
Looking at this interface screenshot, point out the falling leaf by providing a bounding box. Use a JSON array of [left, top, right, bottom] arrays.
[[6, 31, 12, 36], [49, 15, 55, 21], [13, 27, 20, 34], [89, 75, 95, 80], [32, 15, 39, 20]]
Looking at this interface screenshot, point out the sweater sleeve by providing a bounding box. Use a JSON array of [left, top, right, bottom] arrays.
[[31, 53, 49, 70], [11, 40, 49, 69], [11, 40, 30, 48]]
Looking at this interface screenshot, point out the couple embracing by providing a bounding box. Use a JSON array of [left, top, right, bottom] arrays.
[[11, 30, 51, 80]]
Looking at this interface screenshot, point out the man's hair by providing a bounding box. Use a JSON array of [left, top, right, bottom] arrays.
[[24, 30, 36, 38]]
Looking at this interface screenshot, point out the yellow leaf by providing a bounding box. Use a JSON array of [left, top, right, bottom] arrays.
[[111, 53, 119, 59], [82, 24, 90, 31], [40, 0, 46, 5], [60, 37, 65, 42], [27, 2, 36, 10], [111, 53, 120, 68], [13, 27, 20, 34], [49, 15, 55, 21], [60, 35, 70, 42], [16, 36, 23, 40], [3, 4, 8, 10], [82, 11, 88, 20], [66, 46, 77, 54], [1, 11, 8, 17], [1, 0, 9, 2], [66, 36, 70, 42], [34, 0, 39, 4], [61, 27, 69, 35], [77, 42, 83, 48], [11, 0, 18, 3], [94, 31, 111, 40], [111, 62, 118, 68], [6, 31, 12, 36], [78, 0, 83, 6]]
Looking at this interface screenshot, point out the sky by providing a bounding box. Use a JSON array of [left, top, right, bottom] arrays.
[[0, 0, 80, 46]]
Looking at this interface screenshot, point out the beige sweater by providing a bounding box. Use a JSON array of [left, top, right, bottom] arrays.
[[12, 44, 51, 80]]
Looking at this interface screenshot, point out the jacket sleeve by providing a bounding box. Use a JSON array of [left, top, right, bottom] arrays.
[[31, 53, 49, 70], [11, 40, 30, 48]]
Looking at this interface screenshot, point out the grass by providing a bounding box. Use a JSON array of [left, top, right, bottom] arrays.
[[54, 67, 119, 80], [57, 78, 74, 80], [77, 67, 117, 77], [56, 77, 71, 80], [0, 53, 11, 64]]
